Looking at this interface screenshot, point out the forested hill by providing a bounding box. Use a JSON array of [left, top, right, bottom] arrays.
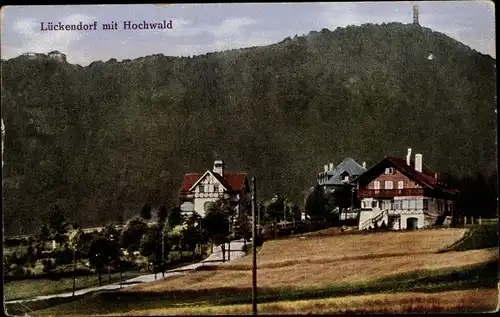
[[1, 22, 496, 235]]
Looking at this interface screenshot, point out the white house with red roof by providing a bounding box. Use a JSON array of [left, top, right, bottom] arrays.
[[179, 160, 250, 217], [354, 148, 459, 231]]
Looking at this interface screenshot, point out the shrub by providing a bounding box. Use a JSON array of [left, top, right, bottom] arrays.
[[443, 224, 499, 252]]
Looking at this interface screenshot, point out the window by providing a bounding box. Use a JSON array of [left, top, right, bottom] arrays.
[[394, 200, 403, 210], [371, 200, 378, 208], [409, 200, 416, 209], [397, 181, 404, 189], [199, 185, 204, 193], [203, 202, 212, 212], [416, 200, 423, 209], [384, 181, 393, 189], [373, 181, 380, 190], [382, 200, 391, 209], [214, 185, 219, 193], [402, 200, 409, 209], [423, 199, 429, 210], [384, 167, 394, 175]]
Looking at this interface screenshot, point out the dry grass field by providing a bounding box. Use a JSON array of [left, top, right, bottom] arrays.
[[129, 228, 498, 293], [11, 227, 498, 316], [119, 288, 499, 315]]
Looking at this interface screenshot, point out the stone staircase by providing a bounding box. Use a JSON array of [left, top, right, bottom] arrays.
[[360, 209, 388, 230]]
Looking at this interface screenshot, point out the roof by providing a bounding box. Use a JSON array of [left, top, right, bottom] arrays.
[[319, 157, 367, 185], [355, 156, 458, 194], [180, 171, 248, 194]]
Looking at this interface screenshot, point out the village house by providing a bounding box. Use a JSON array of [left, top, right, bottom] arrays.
[[317, 157, 367, 194], [315, 157, 367, 220], [178, 160, 250, 218], [354, 148, 458, 230]]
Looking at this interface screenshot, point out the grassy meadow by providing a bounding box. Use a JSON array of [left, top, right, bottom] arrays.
[[4, 271, 143, 302], [6, 225, 499, 315]]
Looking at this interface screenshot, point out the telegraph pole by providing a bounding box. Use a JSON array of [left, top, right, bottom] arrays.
[[257, 202, 261, 237], [162, 228, 165, 278], [251, 177, 258, 315], [228, 215, 232, 261], [162, 216, 168, 278], [283, 196, 287, 227]]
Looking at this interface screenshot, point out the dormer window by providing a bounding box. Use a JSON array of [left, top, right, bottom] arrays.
[[340, 171, 350, 182], [384, 167, 394, 175], [214, 185, 219, 193], [199, 185, 205, 193]]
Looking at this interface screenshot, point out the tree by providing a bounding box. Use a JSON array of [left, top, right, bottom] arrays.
[[69, 227, 86, 296], [181, 213, 202, 263], [88, 234, 120, 286], [168, 207, 183, 228], [46, 204, 69, 247], [35, 223, 51, 255], [305, 185, 328, 229], [120, 218, 148, 252], [234, 210, 252, 246], [140, 225, 170, 278], [157, 204, 168, 226], [264, 195, 285, 239], [140, 203, 152, 220], [203, 199, 231, 262], [102, 223, 121, 242]]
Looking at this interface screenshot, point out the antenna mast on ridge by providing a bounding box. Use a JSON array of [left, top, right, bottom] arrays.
[[413, 4, 420, 25]]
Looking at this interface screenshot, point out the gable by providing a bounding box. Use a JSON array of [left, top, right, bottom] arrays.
[[324, 158, 367, 185], [188, 171, 228, 192], [356, 157, 436, 190], [366, 168, 422, 190]]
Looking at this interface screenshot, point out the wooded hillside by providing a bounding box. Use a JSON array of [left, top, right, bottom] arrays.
[[1, 22, 496, 234]]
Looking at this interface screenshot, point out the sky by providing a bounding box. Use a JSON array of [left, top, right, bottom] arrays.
[[0, 2, 496, 66]]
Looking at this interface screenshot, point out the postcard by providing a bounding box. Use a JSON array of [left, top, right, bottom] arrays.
[[1, 2, 497, 315]]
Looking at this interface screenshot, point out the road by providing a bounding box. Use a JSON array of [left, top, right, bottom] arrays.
[[5, 239, 246, 304]]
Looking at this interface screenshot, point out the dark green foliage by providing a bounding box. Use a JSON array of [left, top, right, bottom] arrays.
[[1, 23, 496, 235], [157, 204, 168, 226], [41, 259, 56, 274], [120, 218, 148, 252], [203, 199, 231, 260], [234, 210, 252, 243], [46, 204, 69, 246], [54, 247, 74, 266], [88, 234, 121, 286], [180, 213, 201, 260], [305, 185, 328, 221], [140, 203, 152, 220], [442, 224, 499, 252], [167, 207, 183, 229], [442, 172, 498, 218], [140, 226, 169, 271], [102, 224, 121, 242]]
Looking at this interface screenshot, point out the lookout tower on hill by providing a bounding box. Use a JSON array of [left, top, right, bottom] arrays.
[[413, 5, 420, 25]]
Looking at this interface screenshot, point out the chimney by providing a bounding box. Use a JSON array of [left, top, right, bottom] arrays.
[[324, 164, 328, 172], [362, 161, 366, 169], [213, 160, 224, 176], [414, 153, 423, 172], [329, 162, 334, 171], [406, 148, 412, 166]]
